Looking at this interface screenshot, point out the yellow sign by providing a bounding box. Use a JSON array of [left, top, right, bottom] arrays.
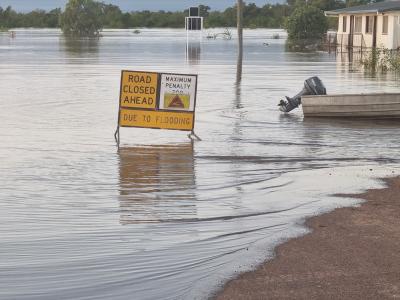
[[117, 70, 197, 135], [120, 109, 194, 131], [120, 71, 158, 109]]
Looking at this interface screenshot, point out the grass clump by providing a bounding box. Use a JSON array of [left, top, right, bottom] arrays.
[[360, 48, 400, 73]]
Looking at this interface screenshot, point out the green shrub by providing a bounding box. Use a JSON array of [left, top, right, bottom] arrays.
[[61, 0, 103, 37], [360, 48, 400, 72], [285, 5, 328, 41]]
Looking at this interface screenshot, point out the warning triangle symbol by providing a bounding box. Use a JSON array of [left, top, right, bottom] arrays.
[[168, 95, 185, 108]]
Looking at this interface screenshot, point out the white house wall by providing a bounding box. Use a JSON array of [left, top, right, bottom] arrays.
[[338, 15, 345, 33], [378, 13, 400, 49], [390, 15, 396, 49], [388, 15, 393, 48], [336, 12, 400, 49], [392, 13, 400, 49], [376, 15, 387, 48]]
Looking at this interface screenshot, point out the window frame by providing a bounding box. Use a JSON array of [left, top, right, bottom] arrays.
[[342, 15, 347, 33], [382, 15, 388, 35], [365, 16, 373, 34], [354, 16, 362, 33]]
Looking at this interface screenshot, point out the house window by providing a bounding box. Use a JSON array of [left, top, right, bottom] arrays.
[[343, 16, 347, 33], [382, 16, 388, 34], [354, 16, 362, 33], [366, 16, 373, 33]]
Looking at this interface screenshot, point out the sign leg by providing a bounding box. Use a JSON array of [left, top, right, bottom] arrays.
[[188, 130, 201, 141], [114, 127, 120, 146]]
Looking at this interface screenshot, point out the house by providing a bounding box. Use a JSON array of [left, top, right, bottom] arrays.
[[325, 1, 400, 50]]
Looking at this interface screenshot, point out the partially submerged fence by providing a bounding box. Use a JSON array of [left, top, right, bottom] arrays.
[[325, 32, 367, 53]]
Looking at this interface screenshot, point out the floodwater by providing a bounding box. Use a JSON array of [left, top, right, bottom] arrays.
[[0, 29, 400, 300]]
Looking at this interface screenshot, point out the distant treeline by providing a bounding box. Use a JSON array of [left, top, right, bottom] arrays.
[[0, 0, 374, 30], [0, 7, 61, 28]]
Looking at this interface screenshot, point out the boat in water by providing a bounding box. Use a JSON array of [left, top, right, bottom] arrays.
[[279, 77, 400, 118], [302, 93, 400, 118]]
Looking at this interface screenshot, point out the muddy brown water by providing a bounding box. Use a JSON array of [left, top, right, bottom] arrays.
[[0, 29, 399, 300]]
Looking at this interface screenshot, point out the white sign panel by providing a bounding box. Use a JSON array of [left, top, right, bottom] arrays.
[[159, 74, 197, 112]]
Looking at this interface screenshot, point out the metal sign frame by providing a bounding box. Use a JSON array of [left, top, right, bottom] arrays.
[[115, 70, 199, 145]]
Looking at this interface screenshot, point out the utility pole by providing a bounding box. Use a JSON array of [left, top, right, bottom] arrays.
[[236, 0, 243, 83]]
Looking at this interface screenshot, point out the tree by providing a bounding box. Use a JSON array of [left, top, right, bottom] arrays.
[[346, 0, 384, 7], [60, 0, 104, 37], [289, 0, 336, 9], [0, 2, 303, 30], [102, 4, 123, 28], [0, 6, 19, 28], [45, 9, 62, 27], [298, 0, 345, 11], [199, 5, 210, 17], [285, 5, 328, 41]]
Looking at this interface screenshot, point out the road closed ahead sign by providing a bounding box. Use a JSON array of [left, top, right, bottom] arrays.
[[120, 71, 158, 109], [118, 70, 197, 132]]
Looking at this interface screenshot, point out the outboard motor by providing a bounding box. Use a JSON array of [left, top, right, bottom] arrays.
[[278, 76, 326, 113]]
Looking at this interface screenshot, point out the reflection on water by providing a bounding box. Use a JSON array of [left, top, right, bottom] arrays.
[[336, 50, 400, 81], [234, 47, 243, 109], [1, 28, 400, 300], [118, 144, 196, 224], [186, 40, 201, 65], [336, 51, 363, 74], [61, 37, 100, 53], [60, 36, 100, 62], [303, 116, 400, 129], [234, 82, 243, 109]]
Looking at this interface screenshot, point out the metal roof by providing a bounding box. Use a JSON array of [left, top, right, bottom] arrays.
[[325, 1, 400, 15]]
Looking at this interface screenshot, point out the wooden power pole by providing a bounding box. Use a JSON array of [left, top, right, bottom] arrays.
[[236, 0, 243, 83]]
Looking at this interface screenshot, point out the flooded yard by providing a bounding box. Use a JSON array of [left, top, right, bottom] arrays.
[[0, 29, 399, 300]]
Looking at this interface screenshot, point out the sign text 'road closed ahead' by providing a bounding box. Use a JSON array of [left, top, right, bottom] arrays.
[[120, 71, 158, 109], [118, 70, 198, 132]]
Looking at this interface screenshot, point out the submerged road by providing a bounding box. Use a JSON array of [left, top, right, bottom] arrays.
[[0, 28, 399, 299]]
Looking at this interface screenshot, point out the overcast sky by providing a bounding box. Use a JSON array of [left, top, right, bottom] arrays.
[[0, 0, 281, 12]]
